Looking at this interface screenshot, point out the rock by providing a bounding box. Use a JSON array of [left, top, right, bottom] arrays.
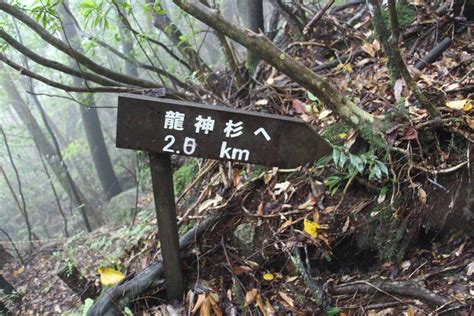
[[103, 188, 141, 226]]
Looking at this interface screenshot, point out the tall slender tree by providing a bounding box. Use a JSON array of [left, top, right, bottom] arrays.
[[0, 65, 98, 231], [58, 1, 123, 202]]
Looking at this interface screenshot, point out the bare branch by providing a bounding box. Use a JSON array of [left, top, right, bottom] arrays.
[[0, 54, 141, 93], [0, 29, 120, 87]]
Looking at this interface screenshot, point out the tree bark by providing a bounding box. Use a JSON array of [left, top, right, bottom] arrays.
[[0, 65, 97, 231], [239, 0, 264, 72], [59, 1, 123, 202], [172, 0, 387, 148]]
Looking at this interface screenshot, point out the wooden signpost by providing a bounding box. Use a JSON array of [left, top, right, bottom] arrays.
[[116, 93, 331, 300]]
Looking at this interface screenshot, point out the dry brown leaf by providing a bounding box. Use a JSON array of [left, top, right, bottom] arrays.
[[279, 219, 293, 233], [265, 299, 276, 315], [208, 293, 223, 316], [245, 288, 258, 306], [278, 291, 295, 307], [257, 202, 264, 216], [418, 187, 427, 205], [292, 99, 308, 114], [232, 168, 241, 187], [256, 294, 268, 316], [192, 294, 206, 314], [199, 296, 211, 316], [406, 305, 416, 316]]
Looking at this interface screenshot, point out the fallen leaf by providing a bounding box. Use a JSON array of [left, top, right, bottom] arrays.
[[304, 217, 320, 238], [278, 291, 295, 307], [97, 267, 125, 286], [265, 299, 276, 315], [273, 181, 291, 195], [14, 265, 24, 276], [417, 187, 427, 205], [292, 99, 307, 114], [263, 273, 275, 281], [245, 289, 258, 305], [279, 219, 293, 233], [255, 294, 268, 316], [200, 296, 211, 316], [318, 109, 332, 120], [466, 261, 474, 276], [404, 127, 418, 140], [232, 168, 241, 187], [394, 79, 404, 102], [446, 99, 472, 111]]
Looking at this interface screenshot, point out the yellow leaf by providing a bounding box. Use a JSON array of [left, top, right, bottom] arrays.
[[263, 273, 275, 281], [304, 218, 320, 238], [97, 267, 125, 286], [338, 133, 348, 139], [343, 64, 353, 73], [464, 101, 473, 112], [14, 265, 24, 276], [446, 99, 472, 111]]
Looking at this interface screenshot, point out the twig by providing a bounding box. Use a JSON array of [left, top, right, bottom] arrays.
[[303, 0, 335, 34]]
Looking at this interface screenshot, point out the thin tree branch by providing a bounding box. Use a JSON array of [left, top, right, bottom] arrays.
[[0, 29, 121, 87], [0, 54, 141, 93], [0, 126, 36, 246], [0, 2, 171, 90]]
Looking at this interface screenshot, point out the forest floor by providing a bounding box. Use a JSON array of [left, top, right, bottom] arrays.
[[2, 2, 474, 315]]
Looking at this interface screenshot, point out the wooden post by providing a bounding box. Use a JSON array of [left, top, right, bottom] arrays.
[[149, 153, 184, 301]]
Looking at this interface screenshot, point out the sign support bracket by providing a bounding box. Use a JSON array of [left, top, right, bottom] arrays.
[[149, 152, 184, 300]]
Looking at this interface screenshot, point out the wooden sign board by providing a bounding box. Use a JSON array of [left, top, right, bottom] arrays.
[[116, 94, 331, 168]]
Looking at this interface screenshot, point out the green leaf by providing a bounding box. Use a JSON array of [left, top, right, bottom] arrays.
[[332, 148, 340, 167], [307, 91, 318, 102], [349, 154, 364, 174], [326, 306, 341, 316], [375, 160, 389, 176], [338, 152, 347, 169], [82, 298, 94, 316]]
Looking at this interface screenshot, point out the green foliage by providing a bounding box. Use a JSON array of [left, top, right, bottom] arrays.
[[173, 159, 198, 195], [62, 139, 88, 161], [31, 0, 60, 30], [80, 0, 111, 30], [326, 147, 389, 195], [82, 298, 94, 316]]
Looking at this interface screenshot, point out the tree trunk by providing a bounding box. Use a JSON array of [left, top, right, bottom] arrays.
[[0, 65, 98, 231], [59, 1, 123, 202], [239, 0, 264, 72], [116, 0, 139, 77]]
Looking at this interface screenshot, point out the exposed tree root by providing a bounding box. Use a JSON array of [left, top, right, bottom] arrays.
[[330, 280, 449, 306]]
